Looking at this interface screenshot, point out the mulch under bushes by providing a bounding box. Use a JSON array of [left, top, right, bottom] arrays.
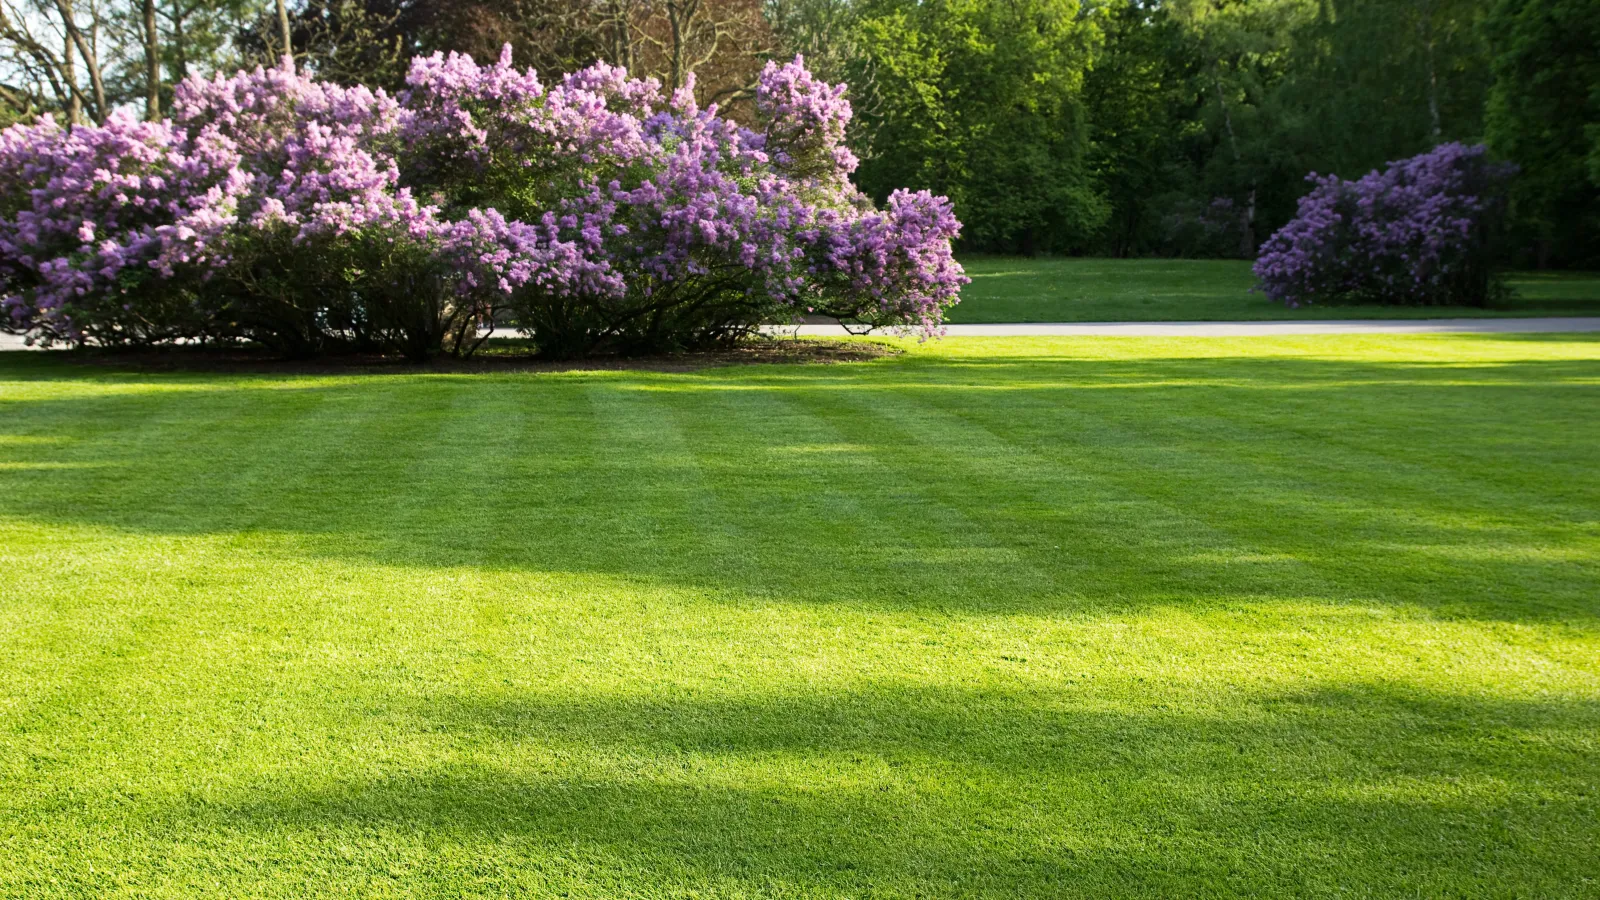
[[43, 337, 902, 375]]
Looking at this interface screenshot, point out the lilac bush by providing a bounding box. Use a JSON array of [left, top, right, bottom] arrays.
[[400, 50, 964, 356], [1254, 143, 1515, 308], [0, 50, 966, 359], [0, 113, 246, 345], [168, 61, 465, 357]]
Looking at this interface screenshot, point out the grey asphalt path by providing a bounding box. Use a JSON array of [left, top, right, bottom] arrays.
[[4, 317, 1598, 351], [766, 317, 1600, 337]]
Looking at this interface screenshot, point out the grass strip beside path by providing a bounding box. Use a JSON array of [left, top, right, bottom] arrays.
[[950, 257, 1600, 323]]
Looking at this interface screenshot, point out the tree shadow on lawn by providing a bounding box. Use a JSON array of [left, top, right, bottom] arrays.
[[0, 345, 1595, 623], [137, 681, 1599, 896]]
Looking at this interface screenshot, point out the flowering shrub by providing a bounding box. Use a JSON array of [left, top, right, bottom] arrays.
[[1253, 143, 1515, 308], [168, 62, 469, 358], [0, 113, 246, 345], [0, 51, 966, 359], [399, 51, 964, 356]]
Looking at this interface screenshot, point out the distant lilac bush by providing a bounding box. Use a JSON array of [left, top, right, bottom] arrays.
[[0, 51, 966, 359], [1254, 143, 1515, 308]]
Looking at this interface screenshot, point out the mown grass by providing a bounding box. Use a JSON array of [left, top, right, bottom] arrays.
[[949, 257, 1600, 323], [0, 334, 1597, 898]]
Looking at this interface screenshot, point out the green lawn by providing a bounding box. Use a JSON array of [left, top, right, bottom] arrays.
[[1, 335, 1597, 897], [948, 257, 1600, 323]]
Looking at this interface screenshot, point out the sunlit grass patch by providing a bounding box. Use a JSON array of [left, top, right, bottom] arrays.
[[0, 333, 1596, 897], [951, 257, 1600, 323]]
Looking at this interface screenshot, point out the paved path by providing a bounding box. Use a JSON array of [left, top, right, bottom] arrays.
[[768, 317, 1600, 337], [5, 317, 1598, 352]]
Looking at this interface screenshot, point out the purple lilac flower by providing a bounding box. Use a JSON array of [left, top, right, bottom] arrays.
[[1255, 143, 1514, 308], [0, 47, 967, 351]]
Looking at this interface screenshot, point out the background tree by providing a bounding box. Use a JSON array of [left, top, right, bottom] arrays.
[[0, 0, 1591, 265], [1164, 0, 1312, 256], [1082, 0, 1195, 256], [0, 0, 115, 122], [164, 0, 261, 82], [392, 0, 772, 102], [1271, 0, 1491, 189], [852, 0, 1104, 253], [1483, 0, 1600, 267]]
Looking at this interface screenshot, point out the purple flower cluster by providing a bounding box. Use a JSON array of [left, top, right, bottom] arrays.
[[1254, 143, 1515, 308], [755, 55, 858, 180], [0, 51, 966, 358], [0, 112, 245, 342]]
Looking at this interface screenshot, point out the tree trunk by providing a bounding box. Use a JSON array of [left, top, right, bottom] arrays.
[[1420, 1, 1441, 140], [276, 0, 292, 61], [602, 0, 636, 70], [1240, 187, 1258, 258], [170, 1, 188, 79], [142, 0, 160, 119], [1213, 77, 1256, 257], [665, 0, 699, 94], [53, 0, 107, 122], [62, 30, 80, 124]]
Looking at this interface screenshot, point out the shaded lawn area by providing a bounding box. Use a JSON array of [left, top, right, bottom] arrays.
[[0, 334, 1597, 898], [949, 257, 1600, 323]]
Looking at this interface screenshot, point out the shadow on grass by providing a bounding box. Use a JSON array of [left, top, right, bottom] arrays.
[[0, 343, 1595, 622], [147, 682, 1598, 895]]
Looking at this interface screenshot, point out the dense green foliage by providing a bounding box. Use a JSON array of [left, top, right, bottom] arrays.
[[1484, 0, 1600, 268], [848, 0, 1105, 253], [3, 0, 1596, 268], [839, 0, 1596, 265], [2, 334, 1597, 896], [1081, 2, 1195, 257], [1277, 0, 1492, 175], [1074, 0, 1507, 259], [948, 257, 1600, 322]]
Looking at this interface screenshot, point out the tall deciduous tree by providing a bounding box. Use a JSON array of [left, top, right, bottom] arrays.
[[141, 0, 159, 116], [1273, 0, 1491, 179], [1083, 0, 1196, 256], [1165, 0, 1312, 256], [1484, 0, 1600, 267], [398, 0, 771, 102], [853, 0, 1104, 253], [0, 0, 113, 122]]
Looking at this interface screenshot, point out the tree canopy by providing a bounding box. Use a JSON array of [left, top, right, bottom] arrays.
[[0, 0, 1593, 264]]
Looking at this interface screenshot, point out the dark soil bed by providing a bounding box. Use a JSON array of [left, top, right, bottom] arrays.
[[47, 337, 901, 375]]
